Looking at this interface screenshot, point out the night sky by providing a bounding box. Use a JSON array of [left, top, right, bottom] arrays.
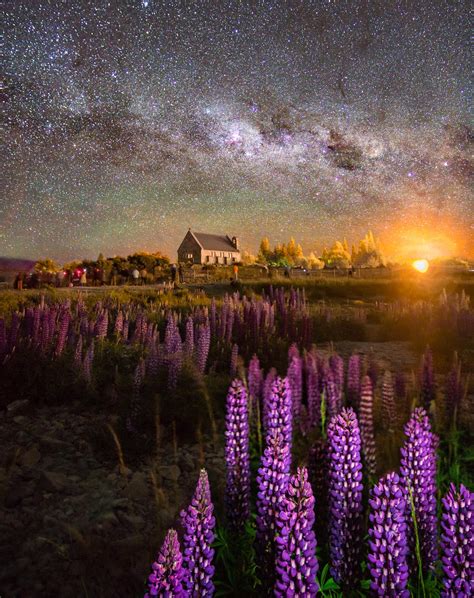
[[2, 0, 472, 262]]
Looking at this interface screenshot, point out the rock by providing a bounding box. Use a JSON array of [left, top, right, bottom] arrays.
[[39, 471, 68, 493], [4, 481, 35, 507], [13, 415, 27, 425], [113, 534, 144, 551], [7, 399, 30, 416], [39, 435, 69, 449], [115, 511, 145, 529], [158, 464, 181, 482], [19, 446, 41, 468], [125, 471, 149, 501], [179, 452, 195, 473], [96, 511, 118, 529]]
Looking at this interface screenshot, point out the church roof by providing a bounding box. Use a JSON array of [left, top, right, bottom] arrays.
[[191, 231, 239, 252]]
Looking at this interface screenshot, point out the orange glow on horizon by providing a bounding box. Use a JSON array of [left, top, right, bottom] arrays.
[[412, 259, 430, 273], [382, 209, 473, 262]]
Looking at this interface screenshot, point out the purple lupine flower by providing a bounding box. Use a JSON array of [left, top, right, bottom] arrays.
[[230, 343, 238, 376], [323, 368, 340, 422], [224, 379, 250, 533], [420, 346, 436, 411], [184, 316, 194, 359], [122, 317, 129, 342], [195, 319, 211, 374], [306, 355, 321, 430], [308, 438, 328, 546], [114, 310, 124, 336], [147, 342, 159, 378], [382, 370, 397, 431], [265, 377, 292, 468], [83, 340, 94, 384], [145, 528, 186, 598], [74, 335, 83, 368], [359, 375, 377, 476], [95, 309, 108, 340], [287, 355, 303, 424], [256, 429, 291, 584], [274, 467, 319, 597], [262, 367, 277, 433], [440, 483, 473, 597], [181, 469, 215, 597], [400, 407, 439, 574], [55, 309, 70, 357], [367, 472, 409, 597], [248, 354, 262, 411], [327, 407, 364, 590], [330, 353, 344, 404], [347, 354, 361, 409], [445, 354, 463, 422]]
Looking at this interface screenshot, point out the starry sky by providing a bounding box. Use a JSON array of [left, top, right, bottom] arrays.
[[2, 0, 473, 262]]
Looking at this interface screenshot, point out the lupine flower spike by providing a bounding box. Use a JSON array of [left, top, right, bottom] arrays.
[[180, 469, 216, 597], [367, 472, 409, 597], [274, 467, 319, 597], [145, 528, 185, 598], [224, 379, 251, 533], [327, 407, 364, 590]]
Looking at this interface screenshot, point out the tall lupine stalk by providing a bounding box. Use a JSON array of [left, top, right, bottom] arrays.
[[327, 407, 364, 590], [82, 340, 94, 384], [265, 377, 292, 467], [256, 428, 291, 584], [145, 528, 186, 598], [128, 358, 145, 431], [382, 370, 397, 431], [195, 319, 210, 374], [347, 354, 361, 409], [229, 343, 238, 377], [287, 354, 303, 425], [180, 469, 215, 597], [248, 354, 262, 423], [114, 310, 124, 337], [74, 335, 83, 368], [262, 367, 277, 434], [224, 379, 250, 533], [440, 483, 473, 597], [308, 438, 328, 546], [323, 368, 341, 422], [184, 316, 194, 359], [55, 309, 70, 357], [420, 345, 436, 412], [306, 355, 321, 430], [367, 472, 409, 597], [400, 407, 439, 574], [445, 353, 463, 425], [359, 375, 377, 476], [274, 468, 319, 597], [329, 353, 344, 405]]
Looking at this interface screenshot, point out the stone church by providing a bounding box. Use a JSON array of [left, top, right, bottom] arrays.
[[177, 229, 241, 265]]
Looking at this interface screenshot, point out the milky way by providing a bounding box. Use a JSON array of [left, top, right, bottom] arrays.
[[2, 0, 472, 261]]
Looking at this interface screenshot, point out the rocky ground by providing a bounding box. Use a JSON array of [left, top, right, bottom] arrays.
[[0, 400, 225, 597]]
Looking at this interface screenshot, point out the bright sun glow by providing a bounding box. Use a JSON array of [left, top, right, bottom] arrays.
[[412, 258, 430, 273]]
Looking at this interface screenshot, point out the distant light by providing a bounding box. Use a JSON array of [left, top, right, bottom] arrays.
[[412, 259, 429, 273]]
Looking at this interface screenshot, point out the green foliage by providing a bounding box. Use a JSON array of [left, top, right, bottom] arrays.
[[213, 518, 260, 596]]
